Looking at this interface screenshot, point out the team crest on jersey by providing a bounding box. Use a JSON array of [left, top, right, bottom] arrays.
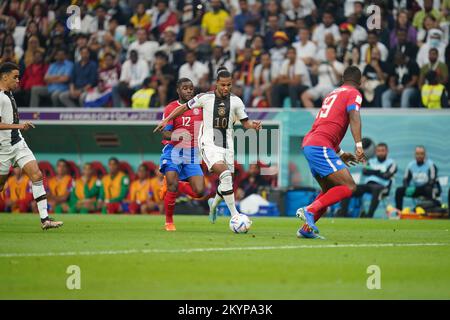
[[218, 106, 226, 116], [193, 108, 200, 115]]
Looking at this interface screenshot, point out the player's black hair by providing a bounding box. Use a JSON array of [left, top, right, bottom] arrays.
[[109, 157, 120, 164], [0, 62, 19, 76], [343, 66, 362, 84], [57, 158, 69, 168], [217, 66, 231, 80], [176, 77, 193, 88], [377, 142, 388, 149]]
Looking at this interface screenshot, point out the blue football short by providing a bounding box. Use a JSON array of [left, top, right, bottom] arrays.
[[159, 144, 203, 181], [303, 146, 347, 178]]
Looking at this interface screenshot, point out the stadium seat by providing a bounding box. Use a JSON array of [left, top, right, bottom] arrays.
[[66, 160, 81, 178], [142, 161, 158, 177], [38, 161, 55, 178], [90, 161, 107, 178], [119, 161, 135, 181]]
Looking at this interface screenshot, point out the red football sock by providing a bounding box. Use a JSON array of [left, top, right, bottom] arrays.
[[307, 185, 352, 215], [312, 192, 327, 222], [178, 181, 200, 198], [164, 191, 177, 224]]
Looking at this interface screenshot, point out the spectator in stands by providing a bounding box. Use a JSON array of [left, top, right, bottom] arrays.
[[236, 164, 270, 200], [108, 0, 127, 25], [21, 36, 43, 70], [388, 28, 419, 64], [234, 46, 258, 105], [421, 70, 449, 108], [292, 27, 317, 68], [234, 0, 257, 33], [214, 17, 242, 58], [416, 28, 446, 67], [390, 10, 418, 49], [98, 157, 130, 214], [27, 2, 49, 36], [59, 46, 98, 108], [4, 167, 32, 213], [127, 165, 159, 214], [361, 47, 388, 107], [128, 28, 160, 67], [336, 23, 354, 64], [312, 10, 340, 51], [113, 49, 149, 108], [73, 33, 90, 63], [340, 143, 397, 218], [237, 21, 257, 51], [131, 76, 158, 109], [120, 23, 137, 58], [18, 49, 48, 107], [130, 2, 151, 30], [208, 45, 233, 82], [47, 159, 72, 214], [284, 0, 316, 39], [419, 48, 449, 87], [269, 31, 289, 70], [252, 52, 276, 107], [272, 46, 311, 108], [67, 163, 101, 214], [201, 0, 229, 37], [263, 14, 280, 50], [88, 4, 110, 34], [151, 50, 177, 105], [23, 20, 46, 51], [178, 50, 208, 90], [158, 26, 185, 71], [150, 0, 178, 39], [30, 48, 73, 107], [149, 170, 164, 215], [395, 146, 440, 211], [301, 46, 344, 108], [316, 33, 337, 62], [360, 30, 389, 64], [176, 0, 205, 45], [383, 51, 421, 108], [1, 33, 22, 62], [413, 0, 442, 30], [417, 14, 439, 46], [346, 14, 368, 46], [84, 52, 120, 108]]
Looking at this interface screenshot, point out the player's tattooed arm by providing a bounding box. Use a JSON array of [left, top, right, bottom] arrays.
[[154, 104, 189, 132]]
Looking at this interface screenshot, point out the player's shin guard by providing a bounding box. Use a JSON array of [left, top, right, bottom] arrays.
[[164, 191, 177, 223], [308, 185, 352, 215], [178, 181, 201, 198], [218, 170, 239, 217], [32, 180, 49, 220]]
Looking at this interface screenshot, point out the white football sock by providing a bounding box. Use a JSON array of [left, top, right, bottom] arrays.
[[32, 180, 48, 220], [218, 170, 239, 217]]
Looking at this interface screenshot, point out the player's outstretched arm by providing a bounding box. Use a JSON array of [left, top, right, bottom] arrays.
[[0, 121, 35, 131], [348, 110, 366, 163], [153, 104, 188, 132]]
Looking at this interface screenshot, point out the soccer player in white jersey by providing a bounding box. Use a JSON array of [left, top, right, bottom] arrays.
[[154, 67, 262, 222], [0, 62, 63, 230]]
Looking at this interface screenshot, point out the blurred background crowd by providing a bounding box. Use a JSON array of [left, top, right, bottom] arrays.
[[0, 0, 448, 109]]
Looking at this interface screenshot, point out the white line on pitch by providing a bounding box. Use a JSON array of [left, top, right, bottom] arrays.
[[0, 243, 448, 258]]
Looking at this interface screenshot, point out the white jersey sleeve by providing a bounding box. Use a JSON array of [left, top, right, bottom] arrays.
[[233, 96, 248, 121], [187, 93, 207, 109]]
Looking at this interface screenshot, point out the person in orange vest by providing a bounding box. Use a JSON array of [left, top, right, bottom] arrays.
[[126, 164, 159, 214], [4, 167, 33, 213], [98, 157, 130, 214], [47, 159, 72, 214]]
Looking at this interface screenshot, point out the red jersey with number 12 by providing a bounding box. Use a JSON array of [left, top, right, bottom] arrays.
[[302, 85, 362, 151], [162, 100, 203, 147]]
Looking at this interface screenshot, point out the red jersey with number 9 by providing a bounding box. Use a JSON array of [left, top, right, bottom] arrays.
[[162, 100, 203, 147], [302, 85, 362, 151]]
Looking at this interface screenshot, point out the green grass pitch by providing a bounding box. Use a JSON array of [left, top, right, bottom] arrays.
[[1, 213, 449, 299]]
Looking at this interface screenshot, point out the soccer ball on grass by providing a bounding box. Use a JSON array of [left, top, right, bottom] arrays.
[[229, 214, 252, 233]]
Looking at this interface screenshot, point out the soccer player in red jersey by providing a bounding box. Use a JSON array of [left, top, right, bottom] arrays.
[[159, 78, 205, 231], [298, 66, 366, 239]]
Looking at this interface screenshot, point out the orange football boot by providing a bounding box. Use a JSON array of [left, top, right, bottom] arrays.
[[165, 223, 176, 231]]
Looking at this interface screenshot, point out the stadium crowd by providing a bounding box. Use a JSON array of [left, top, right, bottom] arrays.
[[0, 0, 448, 109]]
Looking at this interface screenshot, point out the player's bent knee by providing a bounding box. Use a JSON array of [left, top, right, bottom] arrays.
[[347, 182, 357, 193], [30, 170, 43, 182], [167, 181, 178, 193]]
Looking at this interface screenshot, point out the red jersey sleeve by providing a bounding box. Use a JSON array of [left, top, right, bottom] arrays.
[[163, 104, 176, 131], [345, 89, 363, 113]]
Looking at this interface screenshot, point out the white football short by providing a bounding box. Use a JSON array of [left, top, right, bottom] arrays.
[[0, 139, 36, 175], [200, 144, 235, 173]]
